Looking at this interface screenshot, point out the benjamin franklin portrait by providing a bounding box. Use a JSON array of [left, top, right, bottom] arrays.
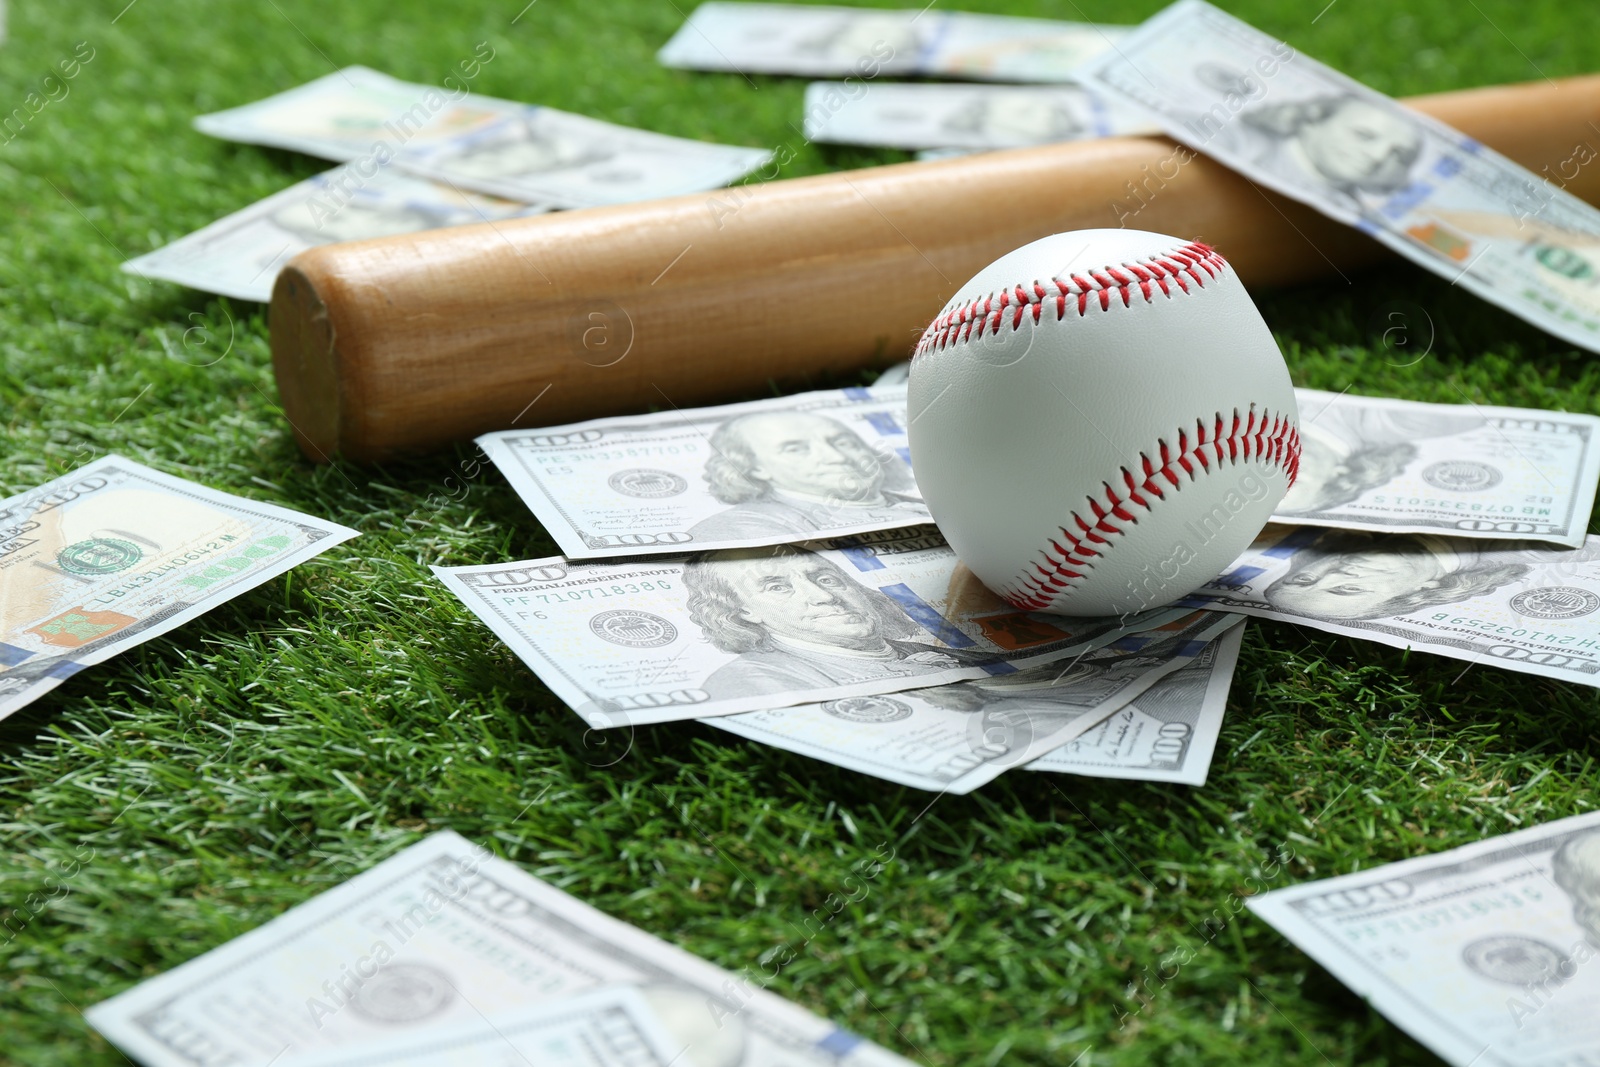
[[1197, 86, 1424, 216], [267, 198, 453, 247], [685, 546, 969, 700], [937, 91, 1087, 147], [433, 115, 622, 183], [1553, 829, 1600, 947], [1263, 531, 1528, 622], [687, 412, 925, 543], [790, 13, 919, 64], [1276, 399, 1485, 517], [1242, 94, 1421, 199]]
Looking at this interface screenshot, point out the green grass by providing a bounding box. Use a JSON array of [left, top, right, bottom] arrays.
[[2, 0, 1598, 1063]]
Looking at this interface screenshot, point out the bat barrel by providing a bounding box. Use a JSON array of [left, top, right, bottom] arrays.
[[270, 74, 1600, 463]]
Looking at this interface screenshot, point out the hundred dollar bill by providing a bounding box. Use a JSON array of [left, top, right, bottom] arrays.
[[707, 610, 1241, 794], [284, 988, 686, 1067], [477, 385, 928, 560], [1185, 525, 1600, 688], [530, 369, 1600, 555], [433, 527, 1186, 728], [195, 66, 770, 208], [658, 1, 1126, 82], [1026, 618, 1243, 786], [1248, 808, 1600, 1067], [1280, 389, 1600, 549], [803, 81, 1157, 151], [0, 455, 357, 719], [1074, 0, 1600, 354], [86, 831, 915, 1067], [124, 163, 550, 303]]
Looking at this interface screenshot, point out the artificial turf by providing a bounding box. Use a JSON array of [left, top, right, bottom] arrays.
[[2, 0, 1598, 1063]]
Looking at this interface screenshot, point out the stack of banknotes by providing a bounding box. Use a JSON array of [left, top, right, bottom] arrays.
[[123, 65, 773, 301], [422, 375, 1600, 804]]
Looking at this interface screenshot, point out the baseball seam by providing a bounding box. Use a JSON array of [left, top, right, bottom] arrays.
[[912, 241, 1228, 360], [1001, 407, 1301, 612]]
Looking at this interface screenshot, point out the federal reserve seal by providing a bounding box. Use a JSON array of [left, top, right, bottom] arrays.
[[822, 696, 913, 723], [1461, 936, 1570, 987], [1510, 586, 1600, 620], [608, 468, 688, 498], [347, 962, 456, 1023], [1422, 460, 1502, 492], [57, 537, 143, 576], [589, 609, 678, 647]]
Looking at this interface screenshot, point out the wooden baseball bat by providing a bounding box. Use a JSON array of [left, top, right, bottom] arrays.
[[271, 74, 1600, 463]]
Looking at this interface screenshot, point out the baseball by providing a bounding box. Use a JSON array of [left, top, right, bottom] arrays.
[[908, 228, 1301, 617]]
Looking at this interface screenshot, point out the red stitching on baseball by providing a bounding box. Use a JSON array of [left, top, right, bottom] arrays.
[[913, 241, 1229, 360], [999, 406, 1301, 612]]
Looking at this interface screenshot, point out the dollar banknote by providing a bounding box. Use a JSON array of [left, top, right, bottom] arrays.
[[283, 988, 687, 1067], [1185, 525, 1600, 688], [803, 81, 1157, 151], [194, 66, 770, 208], [1026, 618, 1243, 786], [657, 1, 1125, 82], [1248, 808, 1600, 1067], [86, 831, 916, 1067], [502, 373, 1600, 555], [477, 385, 928, 560], [0, 456, 357, 719], [1074, 0, 1600, 354], [707, 610, 1241, 794], [124, 163, 550, 303], [434, 527, 1186, 728], [1281, 389, 1600, 548]]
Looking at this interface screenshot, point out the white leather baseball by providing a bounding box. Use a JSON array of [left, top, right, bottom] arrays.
[[908, 229, 1300, 617]]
